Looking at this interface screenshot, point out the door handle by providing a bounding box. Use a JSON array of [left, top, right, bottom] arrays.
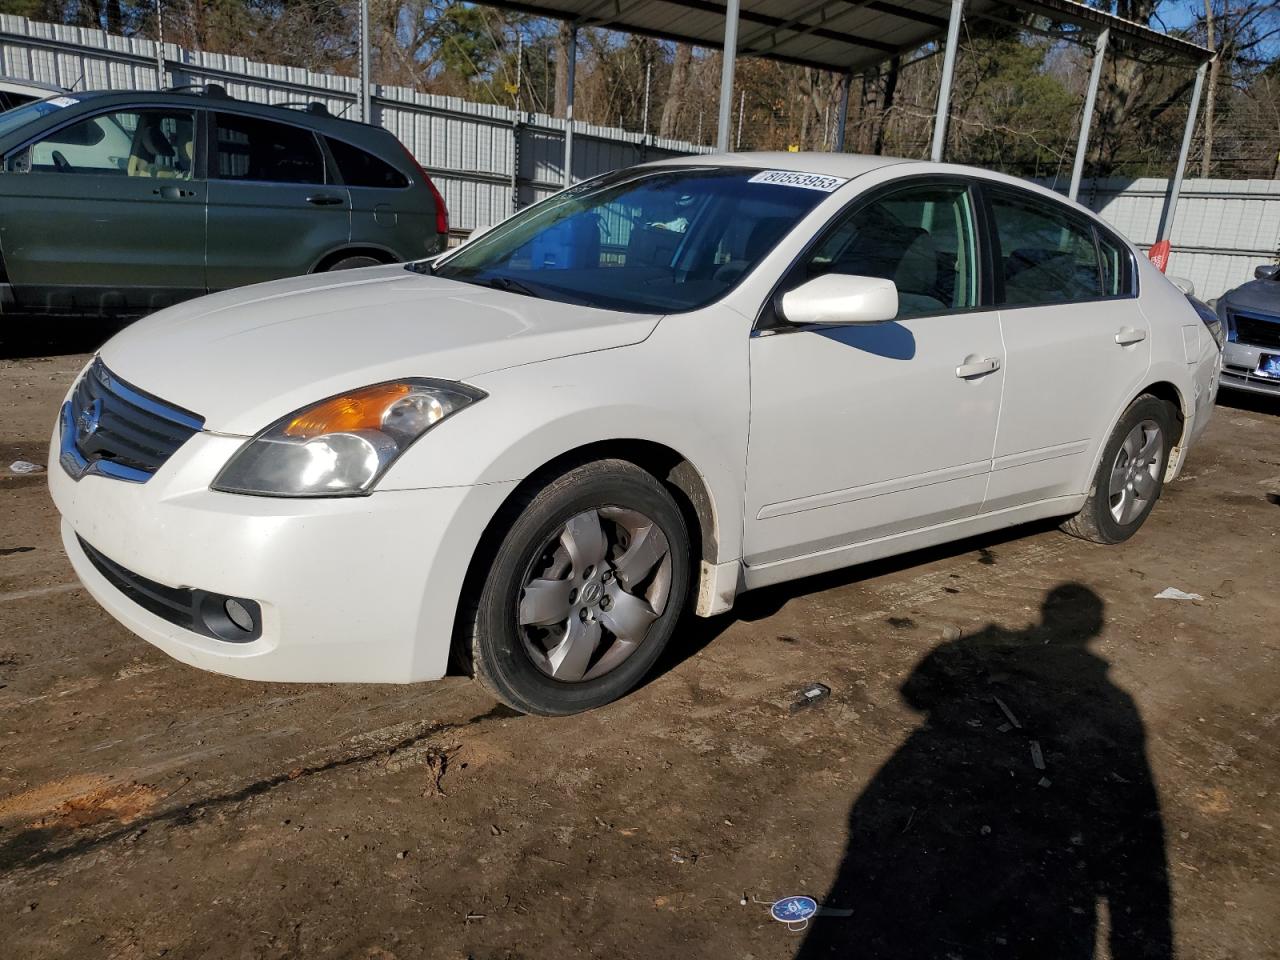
[[306, 193, 345, 206], [955, 356, 1001, 379], [1115, 327, 1148, 345], [153, 186, 196, 199]]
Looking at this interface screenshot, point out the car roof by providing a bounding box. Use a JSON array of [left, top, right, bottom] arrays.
[[646, 151, 908, 179], [0, 76, 67, 95], [34, 88, 386, 142]]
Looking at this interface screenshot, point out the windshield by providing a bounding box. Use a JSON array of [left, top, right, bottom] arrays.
[[428, 167, 840, 313], [0, 97, 73, 140]]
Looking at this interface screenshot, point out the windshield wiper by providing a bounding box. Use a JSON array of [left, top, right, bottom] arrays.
[[488, 276, 541, 297]]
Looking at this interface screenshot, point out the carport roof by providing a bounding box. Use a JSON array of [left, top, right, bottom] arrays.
[[479, 0, 1211, 71]]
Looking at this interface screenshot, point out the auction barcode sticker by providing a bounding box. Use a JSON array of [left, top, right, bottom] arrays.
[[748, 170, 848, 192], [47, 96, 79, 108]]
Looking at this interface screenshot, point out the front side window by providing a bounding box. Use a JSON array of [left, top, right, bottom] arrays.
[[431, 167, 832, 313], [990, 189, 1104, 306], [798, 182, 979, 320], [214, 113, 324, 184], [21, 109, 194, 178]]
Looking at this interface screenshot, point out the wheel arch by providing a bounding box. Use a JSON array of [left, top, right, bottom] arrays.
[[309, 244, 402, 273], [1086, 379, 1188, 491], [449, 438, 722, 674]]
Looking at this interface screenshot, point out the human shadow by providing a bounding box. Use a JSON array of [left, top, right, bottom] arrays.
[[796, 583, 1172, 960]]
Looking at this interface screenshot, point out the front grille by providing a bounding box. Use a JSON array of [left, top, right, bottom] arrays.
[[78, 537, 261, 643], [1231, 311, 1280, 351], [61, 359, 203, 482]]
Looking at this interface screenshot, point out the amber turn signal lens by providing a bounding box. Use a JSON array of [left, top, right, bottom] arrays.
[[283, 383, 411, 438]]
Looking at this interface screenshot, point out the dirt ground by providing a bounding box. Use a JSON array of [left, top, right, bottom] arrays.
[[1, 346, 1277, 960]]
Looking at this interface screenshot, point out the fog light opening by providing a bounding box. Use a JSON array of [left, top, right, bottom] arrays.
[[224, 598, 255, 633]]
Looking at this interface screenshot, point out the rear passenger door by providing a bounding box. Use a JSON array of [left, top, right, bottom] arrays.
[[981, 184, 1150, 512], [324, 135, 428, 262], [205, 111, 350, 290]]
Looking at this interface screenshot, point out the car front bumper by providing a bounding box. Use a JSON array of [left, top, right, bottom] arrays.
[[1221, 339, 1280, 396], [49, 425, 516, 684]]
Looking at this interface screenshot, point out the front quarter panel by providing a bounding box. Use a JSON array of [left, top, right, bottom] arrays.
[[380, 303, 753, 565]]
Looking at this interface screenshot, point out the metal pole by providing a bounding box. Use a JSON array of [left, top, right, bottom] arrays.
[[642, 61, 651, 136], [736, 89, 744, 149], [930, 0, 964, 163], [834, 71, 851, 152], [716, 0, 741, 152], [359, 0, 371, 123], [1068, 28, 1108, 202], [154, 0, 165, 87], [1157, 59, 1208, 242], [563, 25, 577, 187]]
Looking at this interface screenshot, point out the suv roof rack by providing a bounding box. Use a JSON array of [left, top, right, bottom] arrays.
[[163, 83, 231, 99], [275, 100, 331, 116]]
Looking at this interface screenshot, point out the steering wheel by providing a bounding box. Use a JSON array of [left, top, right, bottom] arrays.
[[51, 150, 73, 173]]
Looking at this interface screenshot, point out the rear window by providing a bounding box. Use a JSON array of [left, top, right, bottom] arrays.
[[326, 137, 408, 188], [0, 97, 73, 140], [214, 112, 324, 184]]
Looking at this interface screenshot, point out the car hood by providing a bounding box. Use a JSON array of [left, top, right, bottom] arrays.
[[1220, 278, 1280, 318], [99, 265, 660, 435]]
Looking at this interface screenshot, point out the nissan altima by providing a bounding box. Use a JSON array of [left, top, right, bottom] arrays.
[[49, 153, 1222, 715]]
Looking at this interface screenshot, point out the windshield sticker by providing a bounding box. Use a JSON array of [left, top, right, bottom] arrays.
[[47, 96, 78, 108], [748, 170, 848, 192]]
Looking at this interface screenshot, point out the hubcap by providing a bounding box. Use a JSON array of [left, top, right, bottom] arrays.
[[1108, 418, 1163, 525], [517, 506, 673, 683]]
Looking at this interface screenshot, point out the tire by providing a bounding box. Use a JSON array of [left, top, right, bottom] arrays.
[[1061, 394, 1177, 544], [466, 459, 692, 716], [325, 255, 382, 271]]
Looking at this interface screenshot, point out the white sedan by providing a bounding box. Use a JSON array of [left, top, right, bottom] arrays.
[[49, 153, 1222, 715]]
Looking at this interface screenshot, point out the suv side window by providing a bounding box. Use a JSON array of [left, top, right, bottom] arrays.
[[214, 112, 324, 184], [799, 182, 979, 320], [22, 109, 195, 178], [988, 188, 1104, 306], [325, 137, 408, 188]]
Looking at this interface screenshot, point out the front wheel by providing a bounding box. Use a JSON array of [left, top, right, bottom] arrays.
[[466, 460, 691, 716], [1062, 394, 1176, 544]]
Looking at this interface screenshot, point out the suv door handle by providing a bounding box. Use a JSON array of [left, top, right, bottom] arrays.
[[955, 356, 1001, 379], [153, 186, 196, 199], [1115, 327, 1148, 345], [306, 193, 345, 206]]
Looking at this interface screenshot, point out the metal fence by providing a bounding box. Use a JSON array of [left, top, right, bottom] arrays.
[[0, 13, 709, 236], [2, 14, 1276, 299], [1047, 177, 1280, 300]]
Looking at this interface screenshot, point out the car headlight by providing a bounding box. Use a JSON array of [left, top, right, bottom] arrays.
[[212, 379, 485, 497]]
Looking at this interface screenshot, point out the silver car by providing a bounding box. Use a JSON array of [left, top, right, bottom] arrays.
[[1217, 264, 1280, 397]]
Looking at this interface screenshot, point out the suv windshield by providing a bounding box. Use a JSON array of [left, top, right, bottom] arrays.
[[0, 97, 73, 139], [428, 167, 836, 313]]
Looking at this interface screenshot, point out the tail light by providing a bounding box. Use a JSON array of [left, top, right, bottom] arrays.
[[400, 144, 449, 236]]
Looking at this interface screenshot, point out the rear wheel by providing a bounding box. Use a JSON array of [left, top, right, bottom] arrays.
[[325, 255, 382, 271], [1062, 394, 1176, 544], [466, 460, 691, 716]]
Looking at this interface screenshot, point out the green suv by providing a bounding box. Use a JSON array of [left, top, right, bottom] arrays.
[[0, 86, 449, 316]]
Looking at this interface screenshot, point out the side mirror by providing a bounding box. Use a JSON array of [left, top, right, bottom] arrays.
[[1254, 264, 1279, 281], [779, 274, 898, 326], [1168, 275, 1195, 296]]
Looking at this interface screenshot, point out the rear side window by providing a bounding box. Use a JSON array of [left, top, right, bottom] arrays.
[[214, 113, 324, 184], [989, 189, 1104, 306], [326, 137, 408, 188], [1096, 229, 1132, 297]]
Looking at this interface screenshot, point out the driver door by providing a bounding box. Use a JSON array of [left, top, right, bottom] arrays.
[[0, 107, 205, 312], [743, 179, 1005, 573]]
